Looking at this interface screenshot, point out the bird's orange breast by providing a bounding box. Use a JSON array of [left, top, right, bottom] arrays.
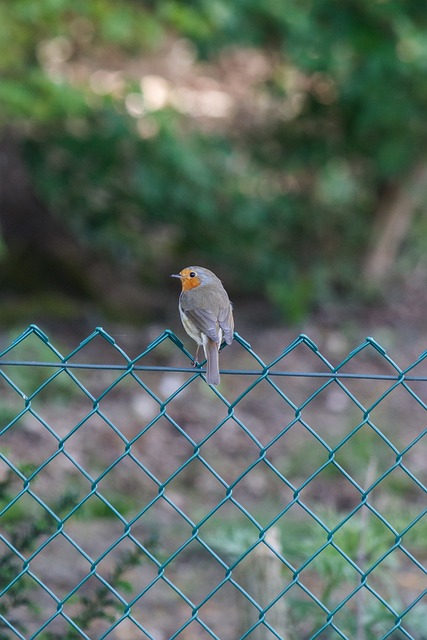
[[181, 276, 201, 291]]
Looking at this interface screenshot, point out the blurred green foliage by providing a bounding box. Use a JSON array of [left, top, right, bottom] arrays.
[[1, 0, 427, 318]]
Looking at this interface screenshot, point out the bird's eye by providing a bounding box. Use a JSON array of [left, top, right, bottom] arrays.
[[189, 271, 196, 278]]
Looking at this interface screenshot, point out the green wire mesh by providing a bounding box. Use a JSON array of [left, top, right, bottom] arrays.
[[0, 324, 426, 639]]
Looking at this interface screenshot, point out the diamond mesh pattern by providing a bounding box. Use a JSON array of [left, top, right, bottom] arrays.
[[0, 325, 426, 639]]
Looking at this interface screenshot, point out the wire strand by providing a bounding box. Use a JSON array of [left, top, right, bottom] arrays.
[[0, 360, 423, 381]]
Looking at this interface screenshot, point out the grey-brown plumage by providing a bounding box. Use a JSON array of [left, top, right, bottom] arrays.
[[171, 266, 234, 385]]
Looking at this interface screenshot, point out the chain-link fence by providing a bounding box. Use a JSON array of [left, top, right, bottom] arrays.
[[0, 324, 426, 640]]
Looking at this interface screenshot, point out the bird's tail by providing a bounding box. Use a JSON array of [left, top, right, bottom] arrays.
[[205, 339, 220, 385]]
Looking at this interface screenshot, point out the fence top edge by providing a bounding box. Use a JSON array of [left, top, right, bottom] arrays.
[[1, 326, 425, 380]]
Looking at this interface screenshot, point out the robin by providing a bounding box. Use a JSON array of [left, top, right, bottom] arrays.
[[171, 266, 234, 385]]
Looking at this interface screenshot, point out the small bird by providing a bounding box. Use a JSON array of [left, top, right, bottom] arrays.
[[171, 266, 234, 385]]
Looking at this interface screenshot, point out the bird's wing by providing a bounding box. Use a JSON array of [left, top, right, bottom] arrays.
[[218, 303, 234, 345], [180, 298, 221, 343]]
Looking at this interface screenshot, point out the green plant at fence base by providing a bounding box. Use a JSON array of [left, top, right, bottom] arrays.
[[0, 469, 155, 640], [205, 504, 427, 640], [43, 547, 149, 640], [0, 470, 71, 638]]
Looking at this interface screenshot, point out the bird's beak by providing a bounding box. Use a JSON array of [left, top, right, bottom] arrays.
[[171, 273, 182, 279]]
